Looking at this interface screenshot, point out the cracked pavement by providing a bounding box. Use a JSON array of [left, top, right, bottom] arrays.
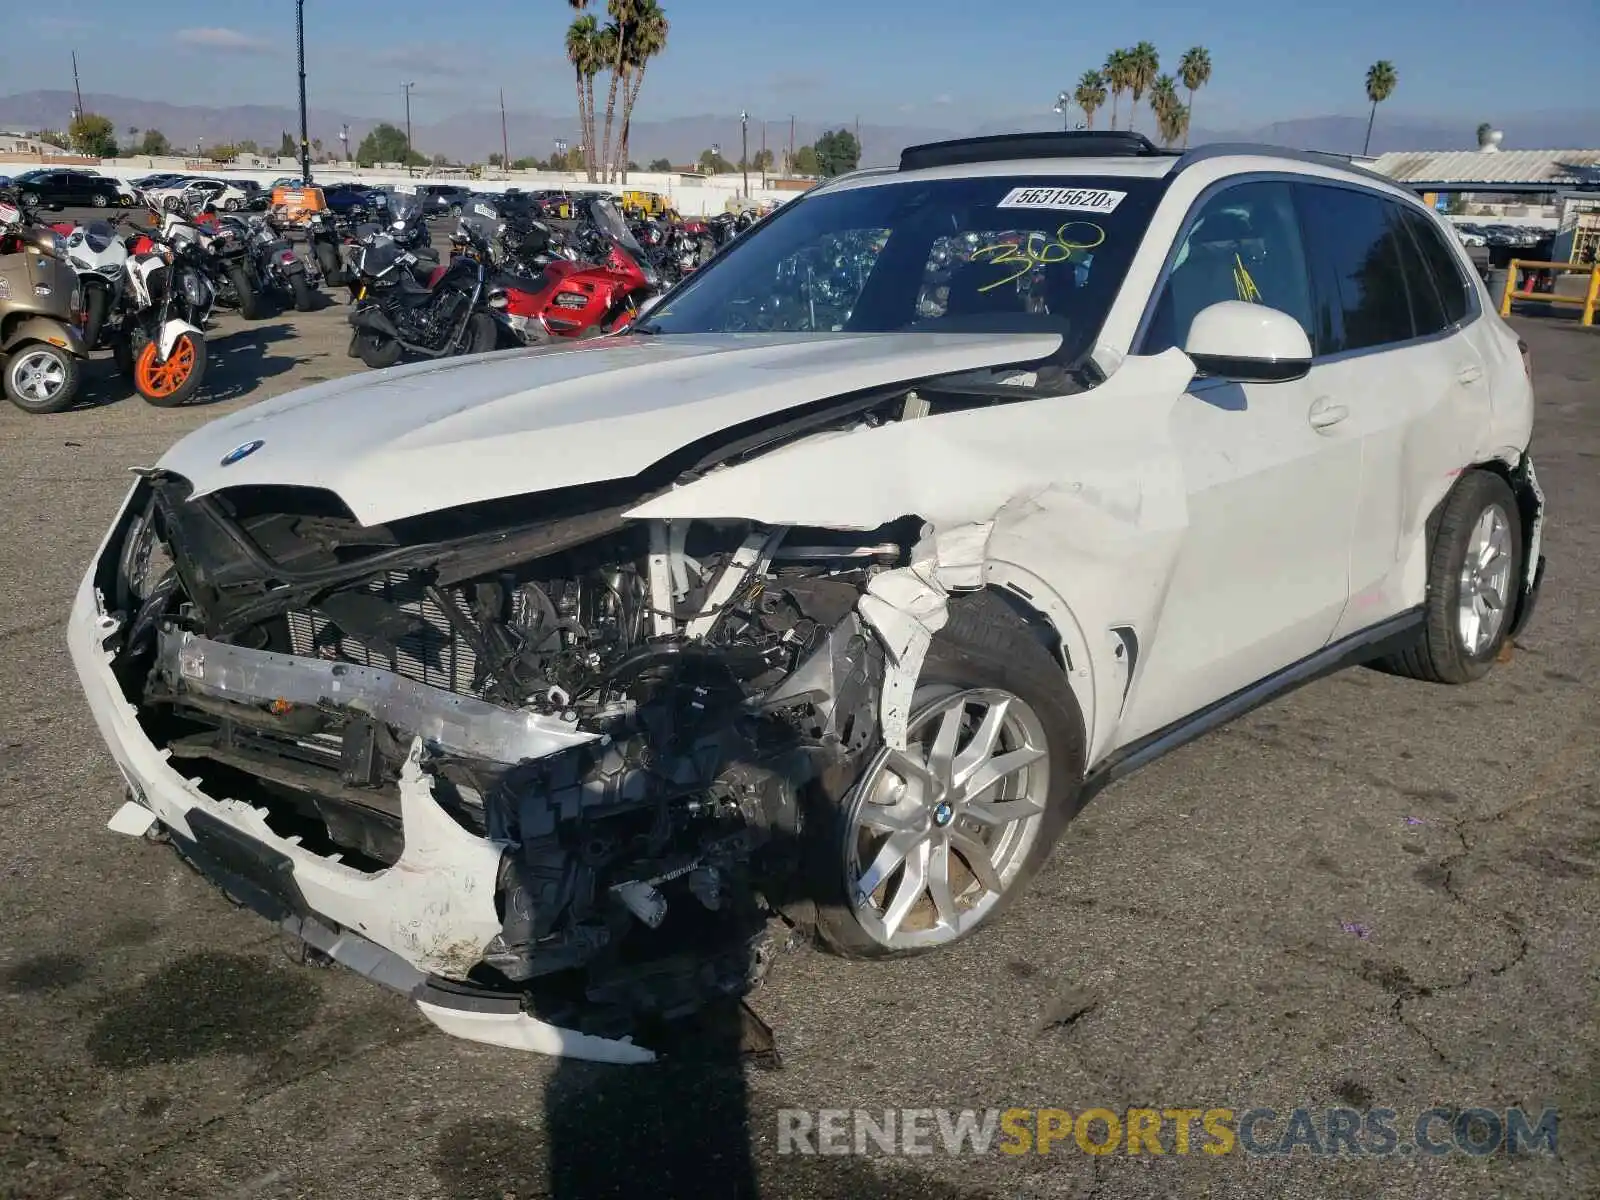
[[0, 291, 1594, 1198]]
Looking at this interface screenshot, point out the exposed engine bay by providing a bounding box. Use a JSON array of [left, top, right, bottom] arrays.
[[105, 462, 946, 1035]]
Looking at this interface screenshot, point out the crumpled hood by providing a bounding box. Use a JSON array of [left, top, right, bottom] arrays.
[[156, 331, 1061, 526]]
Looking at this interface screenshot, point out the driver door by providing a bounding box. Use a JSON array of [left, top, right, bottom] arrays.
[[1114, 179, 1364, 743]]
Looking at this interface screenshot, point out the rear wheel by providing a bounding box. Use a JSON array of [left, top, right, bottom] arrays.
[[463, 312, 498, 355], [809, 590, 1086, 959], [82, 285, 110, 349], [18, 190, 39, 207], [134, 334, 206, 407], [224, 198, 241, 212], [4, 344, 80, 414], [91, 192, 110, 209], [290, 271, 316, 312], [1379, 470, 1524, 684]]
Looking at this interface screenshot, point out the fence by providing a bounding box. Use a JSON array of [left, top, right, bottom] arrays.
[[1498, 259, 1600, 326]]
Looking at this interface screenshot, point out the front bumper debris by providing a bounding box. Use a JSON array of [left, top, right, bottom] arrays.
[[67, 537, 653, 1062]]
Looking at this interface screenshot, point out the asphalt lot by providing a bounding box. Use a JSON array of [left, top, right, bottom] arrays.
[[0, 212, 1596, 1198]]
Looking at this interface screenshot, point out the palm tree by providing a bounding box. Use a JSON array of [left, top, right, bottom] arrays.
[[1103, 50, 1130, 131], [598, 0, 644, 183], [617, 0, 668, 184], [1074, 69, 1107, 131], [1177, 46, 1211, 149], [565, 14, 603, 180], [1127, 42, 1160, 133], [1363, 60, 1398, 156], [1150, 75, 1186, 147]]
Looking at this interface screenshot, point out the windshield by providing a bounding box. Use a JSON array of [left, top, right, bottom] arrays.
[[590, 198, 645, 256], [386, 188, 423, 221], [642, 175, 1164, 357]]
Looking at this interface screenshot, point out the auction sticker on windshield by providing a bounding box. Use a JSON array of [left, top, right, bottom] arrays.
[[996, 187, 1125, 214]]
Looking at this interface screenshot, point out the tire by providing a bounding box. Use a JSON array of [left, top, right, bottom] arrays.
[[163, 196, 180, 214], [229, 265, 262, 320], [315, 242, 341, 284], [450, 204, 463, 218], [134, 333, 206, 407], [463, 312, 498, 355], [290, 271, 316, 312], [3, 343, 80, 414], [91, 192, 110, 209], [112, 334, 135, 379], [355, 332, 402, 369], [1378, 469, 1524, 685], [19, 190, 39, 207], [82, 285, 110, 349], [809, 590, 1086, 960], [224, 198, 241, 212]]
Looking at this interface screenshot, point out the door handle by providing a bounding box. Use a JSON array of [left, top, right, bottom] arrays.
[[1457, 364, 1484, 385], [1308, 398, 1350, 431]]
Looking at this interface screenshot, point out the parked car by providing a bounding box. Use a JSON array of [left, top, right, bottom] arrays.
[[320, 182, 388, 215], [141, 176, 256, 213], [69, 131, 1545, 1063], [6, 168, 130, 209], [416, 184, 473, 217]]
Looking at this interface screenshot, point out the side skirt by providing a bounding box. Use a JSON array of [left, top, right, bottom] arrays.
[[1079, 608, 1425, 805]]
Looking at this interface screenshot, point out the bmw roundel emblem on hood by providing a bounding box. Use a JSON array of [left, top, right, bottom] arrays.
[[220, 440, 265, 466]]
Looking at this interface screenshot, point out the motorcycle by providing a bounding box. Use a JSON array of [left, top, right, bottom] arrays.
[[116, 216, 212, 406], [0, 200, 90, 414], [345, 199, 498, 369], [485, 197, 659, 344], [221, 213, 317, 312], [51, 217, 131, 352]]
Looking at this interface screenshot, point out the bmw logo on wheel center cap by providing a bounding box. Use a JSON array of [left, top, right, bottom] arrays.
[[932, 801, 955, 827], [220, 439, 264, 466]]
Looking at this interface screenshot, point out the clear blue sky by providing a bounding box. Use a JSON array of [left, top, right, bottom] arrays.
[[7, 0, 1598, 129]]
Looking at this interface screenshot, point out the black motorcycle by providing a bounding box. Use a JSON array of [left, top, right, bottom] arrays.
[[221, 214, 316, 312], [346, 200, 497, 370]]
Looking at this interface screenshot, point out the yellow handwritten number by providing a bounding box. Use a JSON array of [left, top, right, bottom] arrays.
[[970, 222, 1106, 292]]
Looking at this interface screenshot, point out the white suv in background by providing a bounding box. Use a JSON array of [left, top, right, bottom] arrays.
[[70, 132, 1545, 1061]]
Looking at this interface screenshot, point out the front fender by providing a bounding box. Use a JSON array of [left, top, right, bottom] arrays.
[[2, 316, 87, 357], [157, 319, 204, 362]]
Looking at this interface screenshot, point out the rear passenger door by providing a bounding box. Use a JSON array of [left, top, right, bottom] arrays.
[[1293, 183, 1491, 638]]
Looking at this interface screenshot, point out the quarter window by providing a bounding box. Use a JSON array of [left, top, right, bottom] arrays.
[[1296, 184, 1416, 353], [1401, 208, 1473, 326], [1142, 181, 1315, 355]]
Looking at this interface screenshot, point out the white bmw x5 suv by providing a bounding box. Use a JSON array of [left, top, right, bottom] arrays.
[[69, 132, 1544, 1062]]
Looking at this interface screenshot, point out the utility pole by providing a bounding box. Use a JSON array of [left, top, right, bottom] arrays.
[[854, 114, 860, 166], [499, 89, 510, 172], [71, 51, 84, 123], [401, 81, 415, 174], [740, 110, 749, 199], [789, 114, 795, 177], [295, 0, 312, 183], [761, 121, 767, 188]]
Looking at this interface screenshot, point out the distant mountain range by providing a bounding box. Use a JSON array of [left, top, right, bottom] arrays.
[[4, 90, 1597, 166]]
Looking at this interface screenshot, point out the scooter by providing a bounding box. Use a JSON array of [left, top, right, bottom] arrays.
[[0, 200, 90, 414]]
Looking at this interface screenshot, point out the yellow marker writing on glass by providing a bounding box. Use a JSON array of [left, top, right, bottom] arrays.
[[971, 221, 1106, 292]]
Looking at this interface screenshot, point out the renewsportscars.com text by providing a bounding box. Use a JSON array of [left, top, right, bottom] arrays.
[[776, 1106, 1560, 1158]]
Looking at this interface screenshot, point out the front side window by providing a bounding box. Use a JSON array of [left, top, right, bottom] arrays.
[[1296, 184, 1416, 353], [1141, 180, 1315, 355], [641, 175, 1166, 362]]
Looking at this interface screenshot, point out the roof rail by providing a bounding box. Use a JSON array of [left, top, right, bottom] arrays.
[[899, 131, 1175, 173], [1172, 142, 1402, 188]]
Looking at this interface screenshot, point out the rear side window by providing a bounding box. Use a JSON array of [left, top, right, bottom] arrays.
[[1391, 207, 1451, 337], [1296, 184, 1415, 353], [1401, 208, 1473, 326]]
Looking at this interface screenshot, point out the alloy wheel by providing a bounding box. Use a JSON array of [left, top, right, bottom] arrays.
[[1458, 504, 1514, 655], [845, 688, 1050, 950], [9, 349, 68, 402]]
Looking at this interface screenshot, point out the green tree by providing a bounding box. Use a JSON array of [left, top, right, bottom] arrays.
[[750, 147, 774, 172], [790, 144, 820, 175], [206, 143, 238, 163], [1103, 49, 1131, 130], [615, 0, 669, 183], [813, 129, 859, 177], [136, 128, 171, 156], [279, 131, 296, 157], [1127, 42, 1160, 133], [512, 155, 543, 170], [1074, 70, 1107, 130], [698, 147, 734, 173], [648, 156, 673, 171], [1150, 75, 1187, 148], [235, 138, 259, 155], [488, 151, 504, 166], [1177, 47, 1211, 149], [567, 13, 605, 181], [68, 112, 118, 157], [32, 128, 68, 150], [356, 122, 424, 166], [1363, 60, 1398, 155]]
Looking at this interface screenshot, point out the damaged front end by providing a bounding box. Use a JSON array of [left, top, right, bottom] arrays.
[[76, 465, 929, 1054]]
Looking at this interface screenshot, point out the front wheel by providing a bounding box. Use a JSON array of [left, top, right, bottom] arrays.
[[355, 331, 403, 369], [808, 590, 1086, 959], [1378, 470, 1524, 684], [18, 190, 39, 207], [224, 198, 241, 212], [290, 271, 316, 312], [91, 192, 110, 209], [229, 265, 261, 320], [4, 343, 81, 414], [134, 333, 206, 407]]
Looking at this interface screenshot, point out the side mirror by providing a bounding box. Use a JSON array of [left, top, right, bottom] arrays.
[[1184, 300, 1313, 383]]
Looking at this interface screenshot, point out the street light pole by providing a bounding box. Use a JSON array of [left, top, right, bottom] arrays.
[[296, 0, 312, 183], [401, 81, 415, 174], [740, 110, 749, 199], [1055, 91, 1071, 131]]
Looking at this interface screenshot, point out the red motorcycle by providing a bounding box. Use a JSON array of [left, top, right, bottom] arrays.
[[485, 199, 661, 343]]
